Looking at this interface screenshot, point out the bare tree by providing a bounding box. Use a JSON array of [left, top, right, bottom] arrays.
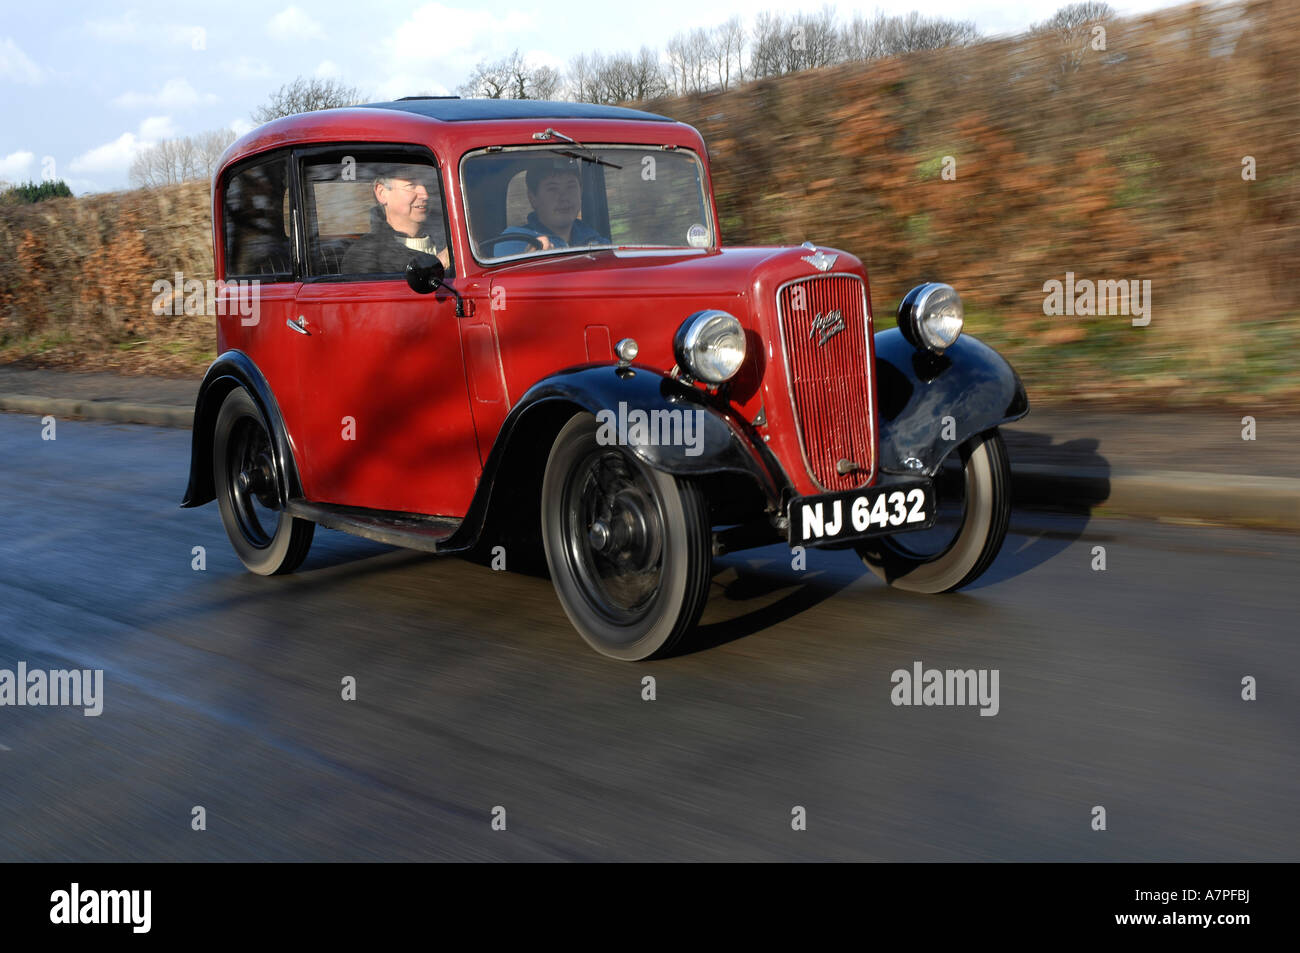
[[1031, 2, 1114, 73], [505, 50, 531, 100], [251, 77, 363, 122], [843, 12, 888, 61], [192, 129, 239, 177], [626, 46, 669, 101], [751, 7, 841, 78], [458, 57, 510, 99], [129, 128, 239, 188], [884, 11, 980, 54], [531, 65, 563, 100], [709, 16, 747, 89], [664, 34, 688, 95], [573, 48, 667, 104], [685, 29, 711, 93], [582, 53, 616, 104], [842, 10, 980, 60], [567, 52, 599, 103], [1034, 1, 1115, 34], [669, 18, 745, 93], [666, 29, 711, 95], [131, 138, 183, 187], [797, 6, 843, 69], [750, 11, 789, 78], [459, 49, 564, 99]]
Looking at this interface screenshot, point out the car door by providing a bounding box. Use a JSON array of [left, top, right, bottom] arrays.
[[216, 149, 305, 445], [291, 145, 480, 517]]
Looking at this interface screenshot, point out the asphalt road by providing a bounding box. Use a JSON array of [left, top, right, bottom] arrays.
[[0, 414, 1296, 861]]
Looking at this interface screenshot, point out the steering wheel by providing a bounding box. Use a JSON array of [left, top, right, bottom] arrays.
[[478, 231, 545, 256]]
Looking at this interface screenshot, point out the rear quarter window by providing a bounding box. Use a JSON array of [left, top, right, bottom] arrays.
[[222, 153, 293, 281]]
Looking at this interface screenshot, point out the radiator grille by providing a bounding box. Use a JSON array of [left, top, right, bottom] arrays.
[[776, 275, 875, 490]]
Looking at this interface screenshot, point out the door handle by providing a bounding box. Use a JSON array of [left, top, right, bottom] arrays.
[[287, 316, 311, 335]]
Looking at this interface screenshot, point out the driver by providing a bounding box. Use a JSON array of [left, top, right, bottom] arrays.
[[492, 157, 607, 255], [342, 162, 450, 275]]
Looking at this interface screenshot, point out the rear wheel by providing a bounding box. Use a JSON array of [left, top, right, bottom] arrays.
[[213, 388, 314, 575], [855, 428, 1010, 593], [541, 413, 712, 660]]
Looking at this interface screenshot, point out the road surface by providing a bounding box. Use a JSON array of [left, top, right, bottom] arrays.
[[0, 414, 1295, 860]]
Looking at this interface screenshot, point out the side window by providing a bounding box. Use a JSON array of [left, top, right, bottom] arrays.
[[222, 153, 293, 281], [301, 152, 451, 280]]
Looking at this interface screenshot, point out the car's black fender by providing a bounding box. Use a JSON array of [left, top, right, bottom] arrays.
[[873, 328, 1029, 476], [444, 363, 785, 552], [180, 350, 303, 508]]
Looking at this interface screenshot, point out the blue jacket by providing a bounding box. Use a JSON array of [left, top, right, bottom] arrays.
[[492, 211, 608, 256]]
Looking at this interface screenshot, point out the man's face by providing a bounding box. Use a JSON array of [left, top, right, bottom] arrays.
[[529, 172, 581, 236], [376, 171, 435, 237]]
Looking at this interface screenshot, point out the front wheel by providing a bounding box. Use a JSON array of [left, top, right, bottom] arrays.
[[541, 413, 712, 661], [213, 388, 314, 576], [856, 428, 1011, 593]]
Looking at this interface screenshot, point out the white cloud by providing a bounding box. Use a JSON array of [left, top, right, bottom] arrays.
[[59, 177, 103, 197], [226, 56, 272, 80], [381, 4, 534, 71], [85, 11, 147, 43], [138, 115, 179, 141], [0, 37, 43, 84], [85, 12, 208, 47], [113, 78, 217, 110], [314, 59, 340, 78], [522, 49, 565, 72], [0, 150, 36, 180], [67, 118, 176, 177], [372, 75, 453, 102], [69, 132, 141, 176], [230, 118, 255, 137], [269, 7, 326, 42], [370, 4, 535, 99]]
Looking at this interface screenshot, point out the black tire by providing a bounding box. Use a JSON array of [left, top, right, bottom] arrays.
[[856, 428, 1011, 593], [213, 388, 314, 576], [541, 412, 712, 661]]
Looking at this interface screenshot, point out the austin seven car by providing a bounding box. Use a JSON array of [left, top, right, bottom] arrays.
[[183, 97, 1029, 660]]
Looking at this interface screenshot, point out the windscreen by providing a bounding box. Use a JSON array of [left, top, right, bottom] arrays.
[[461, 146, 713, 262]]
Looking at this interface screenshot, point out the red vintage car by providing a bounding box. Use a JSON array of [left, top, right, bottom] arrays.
[[183, 97, 1028, 660]]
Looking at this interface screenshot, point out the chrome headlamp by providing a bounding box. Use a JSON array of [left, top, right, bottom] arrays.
[[673, 310, 746, 383], [898, 282, 964, 353]]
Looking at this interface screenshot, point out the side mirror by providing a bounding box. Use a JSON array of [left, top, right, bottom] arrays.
[[405, 254, 444, 295]]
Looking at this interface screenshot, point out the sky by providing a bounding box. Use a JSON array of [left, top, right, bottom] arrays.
[[0, 0, 1179, 194]]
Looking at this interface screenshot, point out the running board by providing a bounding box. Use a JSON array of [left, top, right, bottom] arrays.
[[284, 501, 463, 554]]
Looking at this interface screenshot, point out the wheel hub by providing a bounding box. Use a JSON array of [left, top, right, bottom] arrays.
[[569, 451, 665, 618], [238, 451, 278, 508]]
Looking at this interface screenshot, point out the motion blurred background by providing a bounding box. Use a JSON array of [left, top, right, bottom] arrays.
[[1, 0, 1295, 407]]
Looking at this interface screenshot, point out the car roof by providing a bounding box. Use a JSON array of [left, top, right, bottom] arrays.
[[359, 97, 675, 123], [215, 99, 701, 183]]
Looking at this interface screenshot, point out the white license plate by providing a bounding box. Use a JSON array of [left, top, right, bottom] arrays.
[[789, 482, 935, 547]]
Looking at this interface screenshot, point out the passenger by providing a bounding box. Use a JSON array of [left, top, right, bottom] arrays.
[[492, 157, 608, 255], [342, 163, 450, 275]]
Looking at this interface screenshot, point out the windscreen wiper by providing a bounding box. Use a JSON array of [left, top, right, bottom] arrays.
[[552, 148, 622, 170], [530, 128, 623, 169]]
